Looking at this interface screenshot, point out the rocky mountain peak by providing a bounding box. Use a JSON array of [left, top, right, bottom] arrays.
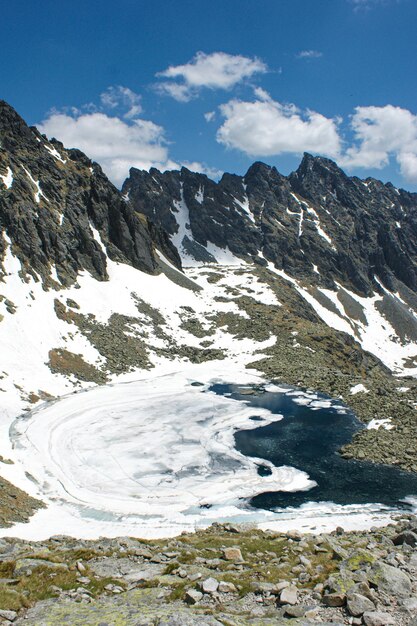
[[124, 154, 417, 299], [289, 152, 356, 204], [0, 100, 45, 154], [296, 151, 341, 174], [0, 101, 180, 289]]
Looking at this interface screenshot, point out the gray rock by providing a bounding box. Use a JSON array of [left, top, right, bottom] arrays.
[[326, 538, 349, 560], [185, 589, 203, 604], [0, 609, 17, 622], [279, 584, 298, 605], [322, 592, 346, 607], [201, 577, 219, 594], [346, 592, 375, 616], [218, 581, 236, 593], [304, 607, 320, 620], [222, 546, 243, 562], [274, 580, 290, 592], [369, 561, 412, 598], [253, 581, 275, 594], [402, 596, 417, 612], [393, 530, 417, 546], [284, 604, 308, 617], [134, 548, 153, 559], [0, 540, 14, 555], [362, 611, 396, 626], [89, 557, 163, 583], [14, 558, 68, 577], [349, 580, 375, 601]]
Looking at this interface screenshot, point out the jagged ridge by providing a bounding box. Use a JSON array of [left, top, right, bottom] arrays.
[[0, 101, 180, 288], [123, 155, 417, 299]]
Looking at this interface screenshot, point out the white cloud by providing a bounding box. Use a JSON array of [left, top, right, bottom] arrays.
[[252, 86, 272, 102], [37, 88, 222, 187], [100, 85, 143, 119], [217, 93, 341, 158], [37, 112, 177, 187], [397, 152, 417, 181], [216, 94, 417, 183], [349, 0, 399, 12], [154, 82, 193, 103], [340, 105, 417, 181], [296, 50, 323, 59], [204, 111, 216, 122], [156, 51, 267, 101]]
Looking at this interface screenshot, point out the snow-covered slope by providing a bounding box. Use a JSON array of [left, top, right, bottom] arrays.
[[123, 157, 417, 377]]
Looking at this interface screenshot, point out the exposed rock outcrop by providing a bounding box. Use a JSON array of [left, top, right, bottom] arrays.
[[0, 100, 180, 289], [123, 155, 417, 300]]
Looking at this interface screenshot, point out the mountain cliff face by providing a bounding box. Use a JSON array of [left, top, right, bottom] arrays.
[[0, 100, 180, 289], [123, 157, 417, 298]]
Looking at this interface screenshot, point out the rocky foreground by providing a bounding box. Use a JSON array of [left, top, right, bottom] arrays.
[[0, 517, 416, 625]]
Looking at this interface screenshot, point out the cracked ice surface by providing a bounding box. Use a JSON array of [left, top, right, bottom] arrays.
[[7, 369, 315, 540]]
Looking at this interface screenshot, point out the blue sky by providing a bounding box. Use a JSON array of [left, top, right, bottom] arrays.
[[2, 0, 417, 190]]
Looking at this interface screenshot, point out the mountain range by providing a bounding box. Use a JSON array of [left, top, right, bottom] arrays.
[[0, 99, 417, 530]]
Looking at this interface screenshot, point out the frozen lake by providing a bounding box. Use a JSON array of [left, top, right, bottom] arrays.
[[4, 367, 417, 539]]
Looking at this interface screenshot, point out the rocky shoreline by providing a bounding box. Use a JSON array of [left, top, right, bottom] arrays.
[[0, 517, 415, 624]]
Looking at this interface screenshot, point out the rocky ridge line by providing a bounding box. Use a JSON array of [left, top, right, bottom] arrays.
[[0, 100, 180, 289], [123, 156, 417, 301]]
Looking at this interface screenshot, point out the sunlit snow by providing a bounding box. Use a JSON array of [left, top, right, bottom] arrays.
[[0, 166, 13, 189]]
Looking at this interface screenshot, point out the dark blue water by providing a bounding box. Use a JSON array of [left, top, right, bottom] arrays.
[[209, 383, 417, 512]]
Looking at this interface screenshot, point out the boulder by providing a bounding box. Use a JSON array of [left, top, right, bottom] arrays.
[[201, 577, 219, 594], [218, 581, 236, 593], [346, 592, 375, 616], [393, 530, 417, 546], [322, 592, 346, 607], [222, 546, 243, 562], [274, 580, 290, 592], [402, 597, 417, 612], [253, 581, 275, 594], [369, 561, 412, 598], [279, 585, 298, 605], [185, 589, 203, 604], [14, 558, 68, 577], [284, 604, 308, 617], [362, 611, 396, 626], [286, 530, 302, 541], [0, 610, 17, 622]]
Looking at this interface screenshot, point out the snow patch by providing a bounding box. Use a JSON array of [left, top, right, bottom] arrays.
[[195, 186, 204, 203], [44, 144, 67, 163], [22, 167, 48, 203], [368, 418, 394, 431], [0, 166, 13, 189], [350, 384, 369, 395], [232, 195, 255, 223]]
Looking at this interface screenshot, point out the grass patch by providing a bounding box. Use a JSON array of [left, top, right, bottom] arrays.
[[167, 580, 188, 601], [163, 562, 180, 575], [48, 348, 106, 383]]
